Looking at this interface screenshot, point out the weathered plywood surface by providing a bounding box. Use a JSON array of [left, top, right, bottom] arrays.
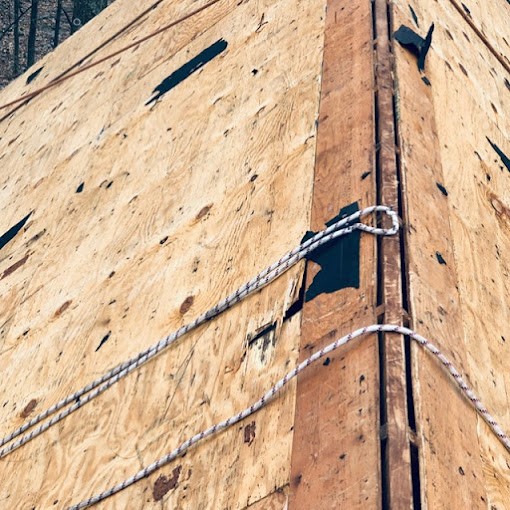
[[403, 1, 509, 72], [73, 314, 303, 510], [0, 0, 327, 507], [394, 0, 510, 507], [445, 0, 510, 70], [289, 0, 381, 507]]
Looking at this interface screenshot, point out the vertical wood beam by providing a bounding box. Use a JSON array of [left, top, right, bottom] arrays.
[[290, 0, 415, 507], [289, 0, 381, 507], [373, 0, 413, 507]]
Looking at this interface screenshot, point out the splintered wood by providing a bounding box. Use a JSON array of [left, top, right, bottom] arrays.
[[0, 0, 327, 507], [394, 0, 510, 508]]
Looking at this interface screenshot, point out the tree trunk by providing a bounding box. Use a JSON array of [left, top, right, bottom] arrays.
[[72, 0, 107, 33], [26, 0, 39, 68], [13, 0, 21, 75], [54, 0, 63, 48]]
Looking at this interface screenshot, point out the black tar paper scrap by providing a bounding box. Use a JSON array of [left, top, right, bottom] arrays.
[[302, 202, 360, 302], [394, 23, 435, 71]]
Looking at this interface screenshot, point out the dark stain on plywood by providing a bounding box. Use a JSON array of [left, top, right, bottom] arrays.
[[54, 300, 72, 318], [153, 466, 182, 501], [196, 204, 213, 221], [20, 399, 37, 418], [244, 421, 256, 445], [146, 39, 228, 105], [179, 296, 194, 314], [1, 253, 29, 279], [488, 193, 510, 222]]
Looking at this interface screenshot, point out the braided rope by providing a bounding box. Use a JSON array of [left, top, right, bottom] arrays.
[[0, 205, 398, 458], [68, 323, 510, 509]]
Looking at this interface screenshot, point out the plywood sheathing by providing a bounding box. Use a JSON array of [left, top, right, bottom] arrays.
[[0, 0, 168, 114], [393, 0, 510, 507], [0, 0, 327, 507], [288, 0, 381, 507], [446, 0, 510, 74]]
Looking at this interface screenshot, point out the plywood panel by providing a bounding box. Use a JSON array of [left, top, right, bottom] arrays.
[[404, 0, 509, 73], [0, 0, 327, 507], [0, 0, 199, 108], [393, 0, 510, 507], [446, 0, 510, 70], [289, 0, 381, 507]]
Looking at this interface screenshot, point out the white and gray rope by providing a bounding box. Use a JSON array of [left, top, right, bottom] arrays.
[[0, 205, 398, 458], [68, 323, 510, 509]]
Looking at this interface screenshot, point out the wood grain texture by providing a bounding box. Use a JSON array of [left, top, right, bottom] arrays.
[[404, 0, 509, 73], [374, 0, 412, 507], [393, 0, 510, 507], [242, 487, 289, 509], [446, 0, 510, 73], [289, 0, 381, 508], [0, 0, 327, 507]]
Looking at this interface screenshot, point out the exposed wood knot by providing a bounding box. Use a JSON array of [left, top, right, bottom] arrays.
[[196, 204, 213, 221], [1, 253, 29, 280], [54, 300, 72, 318], [244, 421, 256, 445], [180, 296, 194, 314], [20, 399, 37, 418], [489, 193, 510, 221], [153, 466, 182, 501]]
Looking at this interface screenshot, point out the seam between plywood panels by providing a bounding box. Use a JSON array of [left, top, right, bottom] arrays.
[[373, 0, 417, 507]]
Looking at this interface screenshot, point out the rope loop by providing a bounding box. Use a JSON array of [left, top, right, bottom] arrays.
[[0, 204, 397, 458], [2, 201, 509, 510]]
